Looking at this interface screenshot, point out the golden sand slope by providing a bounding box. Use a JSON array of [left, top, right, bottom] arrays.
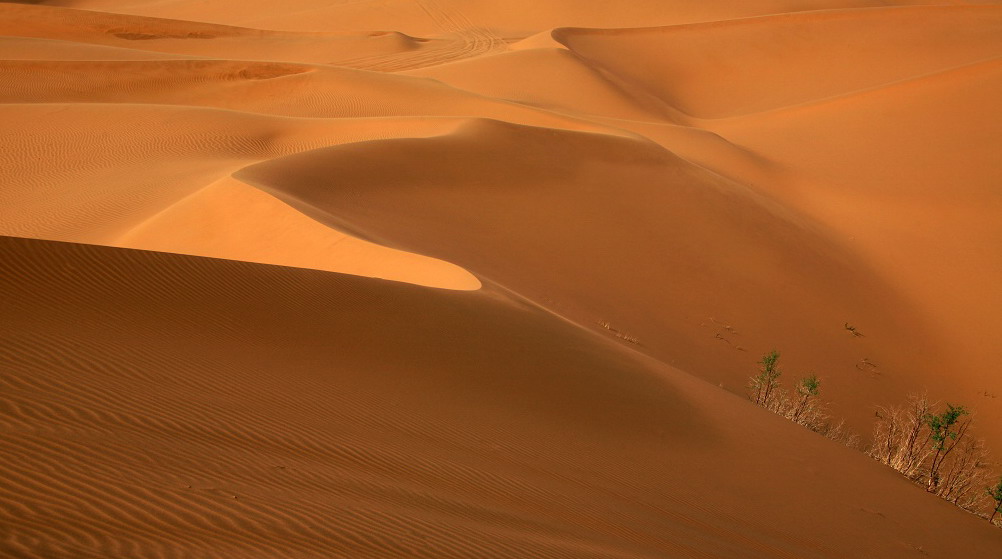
[[554, 6, 1002, 118], [2, 0, 1002, 556], [4, 235, 1002, 558], [235, 118, 938, 437]]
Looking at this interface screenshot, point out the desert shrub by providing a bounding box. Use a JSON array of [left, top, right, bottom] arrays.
[[748, 350, 782, 407], [747, 352, 856, 446], [744, 353, 999, 523], [988, 478, 1002, 525], [937, 436, 993, 511], [817, 419, 861, 450], [768, 374, 829, 431], [869, 394, 934, 480], [869, 395, 998, 520], [789, 375, 823, 425], [924, 403, 970, 491]]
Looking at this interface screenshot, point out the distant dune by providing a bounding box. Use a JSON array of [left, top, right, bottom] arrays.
[[2, 1, 1001, 557]]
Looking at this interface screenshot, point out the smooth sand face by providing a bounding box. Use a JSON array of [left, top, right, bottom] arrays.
[[2, 1, 1001, 557]]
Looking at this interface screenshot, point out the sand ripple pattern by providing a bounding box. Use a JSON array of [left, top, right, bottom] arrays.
[[0, 237, 759, 558]]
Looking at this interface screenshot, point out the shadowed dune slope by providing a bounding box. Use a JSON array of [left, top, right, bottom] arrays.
[[405, 47, 676, 122], [235, 119, 951, 441], [2, 235, 1001, 558], [709, 57, 1002, 441], [554, 6, 1002, 118]]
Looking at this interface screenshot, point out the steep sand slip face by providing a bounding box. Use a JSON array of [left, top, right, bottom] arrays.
[[709, 58, 1002, 443], [3, 235, 1001, 557], [235, 119, 942, 439], [554, 6, 1002, 118]]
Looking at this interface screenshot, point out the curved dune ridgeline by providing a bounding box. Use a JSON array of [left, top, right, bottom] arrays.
[[2, 0, 1001, 557]]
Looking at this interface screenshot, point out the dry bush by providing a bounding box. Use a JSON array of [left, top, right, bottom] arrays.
[[769, 383, 827, 430], [747, 354, 860, 447], [868, 394, 933, 480], [988, 478, 1002, 526], [769, 391, 860, 448], [819, 419, 861, 450], [868, 394, 998, 520], [748, 350, 782, 407], [936, 436, 993, 512], [745, 355, 1000, 523]]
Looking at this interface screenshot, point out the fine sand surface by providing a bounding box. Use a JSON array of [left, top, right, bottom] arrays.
[[2, 1, 1001, 557]]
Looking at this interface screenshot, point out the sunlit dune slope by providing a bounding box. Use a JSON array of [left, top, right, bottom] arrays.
[[2, 235, 1000, 558], [0, 103, 481, 288], [119, 175, 480, 290]]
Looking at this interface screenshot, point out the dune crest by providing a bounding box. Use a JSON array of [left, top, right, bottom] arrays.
[[554, 5, 1002, 119], [116, 175, 481, 290]]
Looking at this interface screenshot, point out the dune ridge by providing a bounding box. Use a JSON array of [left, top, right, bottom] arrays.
[[553, 5, 1002, 119], [234, 117, 957, 441]]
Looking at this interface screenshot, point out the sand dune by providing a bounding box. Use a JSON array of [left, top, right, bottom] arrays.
[[235, 118, 948, 441], [3, 235, 1001, 558], [555, 5, 1002, 119], [2, 0, 1002, 556], [0, 3, 497, 70], [46, 0, 939, 33], [405, 47, 676, 122], [118, 175, 480, 289], [0, 103, 485, 286], [0, 57, 627, 126]]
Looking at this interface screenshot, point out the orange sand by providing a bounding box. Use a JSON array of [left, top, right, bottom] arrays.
[[2, 1, 1001, 557]]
